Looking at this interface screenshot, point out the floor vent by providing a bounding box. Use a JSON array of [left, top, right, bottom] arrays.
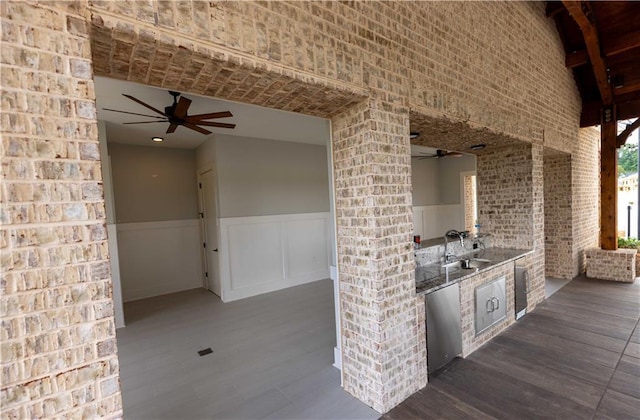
[[198, 348, 213, 356]]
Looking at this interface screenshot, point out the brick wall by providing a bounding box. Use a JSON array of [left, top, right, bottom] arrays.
[[544, 151, 574, 279], [332, 99, 426, 412], [573, 127, 601, 272], [1, 1, 122, 417], [476, 143, 546, 309], [463, 175, 477, 233], [586, 249, 636, 282], [2, 0, 600, 416], [477, 144, 535, 249]]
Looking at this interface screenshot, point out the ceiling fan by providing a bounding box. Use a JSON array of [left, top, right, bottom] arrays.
[[103, 91, 236, 135], [412, 149, 463, 159]]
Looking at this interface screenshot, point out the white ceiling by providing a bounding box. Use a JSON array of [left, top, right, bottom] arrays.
[[94, 77, 331, 149], [95, 77, 446, 156]]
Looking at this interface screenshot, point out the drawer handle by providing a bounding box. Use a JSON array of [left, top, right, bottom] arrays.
[[493, 297, 500, 310], [486, 298, 493, 313]]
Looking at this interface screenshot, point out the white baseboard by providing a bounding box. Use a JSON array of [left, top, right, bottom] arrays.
[[107, 224, 125, 329], [333, 346, 342, 370]]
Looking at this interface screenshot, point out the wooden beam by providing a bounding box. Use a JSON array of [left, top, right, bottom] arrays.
[[566, 50, 589, 68], [564, 31, 640, 69], [605, 31, 640, 58], [546, 2, 566, 18], [613, 80, 640, 97], [617, 118, 640, 148], [581, 95, 640, 127], [562, 1, 613, 104], [600, 105, 618, 250]]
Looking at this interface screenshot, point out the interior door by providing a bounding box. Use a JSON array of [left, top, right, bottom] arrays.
[[199, 169, 221, 297]]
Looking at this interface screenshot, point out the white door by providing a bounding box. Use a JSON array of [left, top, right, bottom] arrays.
[[199, 169, 221, 297]]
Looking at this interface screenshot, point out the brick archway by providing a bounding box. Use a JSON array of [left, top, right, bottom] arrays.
[[89, 12, 426, 413]]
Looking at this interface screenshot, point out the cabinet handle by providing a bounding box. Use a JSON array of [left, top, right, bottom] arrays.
[[493, 297, 500, 310], [524, 271, 529, 293], [486, 298, 493, 313]]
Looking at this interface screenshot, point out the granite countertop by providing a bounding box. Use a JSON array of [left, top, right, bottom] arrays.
[[415, 247, 533, 296]]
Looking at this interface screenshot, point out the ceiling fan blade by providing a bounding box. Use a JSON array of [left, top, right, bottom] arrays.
[[122, 120, 169, 124], [183, 122, 212, 135], [192, 121, 236, 129], [103, 108, 166, 119], [173, 96, 192, 119], [186, 111, 233, 121], [166, 123, 179, 134], [123, 94, 168, 117]]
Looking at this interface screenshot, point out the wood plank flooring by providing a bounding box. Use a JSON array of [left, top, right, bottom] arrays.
[[116, 279, 379, 419], [383, 275, 640, 420]]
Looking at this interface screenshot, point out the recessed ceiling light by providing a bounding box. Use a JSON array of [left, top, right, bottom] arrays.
[[470, 144, 486, 150], [410, 132, 420, 139], [152, 136, 164, 142]]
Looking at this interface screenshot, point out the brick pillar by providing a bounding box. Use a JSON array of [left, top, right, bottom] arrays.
[[477, 142, 545, 309], [529, 143, 546, 306], [331, 99, 427, 413], [1, 2, 122, 417]]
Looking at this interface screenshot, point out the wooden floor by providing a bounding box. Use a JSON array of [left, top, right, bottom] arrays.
[[384, 275, 640, 420], [117, 279, 379, 419]]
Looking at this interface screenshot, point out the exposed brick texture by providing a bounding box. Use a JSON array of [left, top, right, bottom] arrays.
[[1, 1, 122, 418], [463, 175, 476, 233], [476, 143, 547, 309], [586, 249, 636, 282], [2, 0, 601, 416], [332, 99, 426, 411], [544, 151, 574, 279], [573, 127, 601, 273]]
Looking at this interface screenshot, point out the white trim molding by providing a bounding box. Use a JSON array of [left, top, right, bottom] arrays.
[[219, 212, 331, 302]]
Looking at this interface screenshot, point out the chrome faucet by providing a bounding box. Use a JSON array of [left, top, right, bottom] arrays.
[[444, 230, 464, 263]]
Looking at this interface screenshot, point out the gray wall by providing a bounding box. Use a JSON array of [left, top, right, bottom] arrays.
[[412, 154, 476, 206], [214, 135, 330, 218], [109, 143, 198, 223], [411, 158, 440, 206], [438, 154, 476, 204]]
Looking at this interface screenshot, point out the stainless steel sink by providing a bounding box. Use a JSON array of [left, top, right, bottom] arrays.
[[443, 258, 492, 271]]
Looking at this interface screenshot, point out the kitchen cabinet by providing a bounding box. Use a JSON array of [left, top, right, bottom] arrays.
[[474, 276, 506, 335]]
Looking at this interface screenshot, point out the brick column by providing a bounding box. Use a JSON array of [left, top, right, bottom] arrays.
[[331, 99, 427, 413], [1, 2, 122, 417], [477, 142, 545, 309]]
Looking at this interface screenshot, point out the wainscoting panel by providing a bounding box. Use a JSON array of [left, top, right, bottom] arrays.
[[220, 213, 330, 302], [117, 219, 203, 302], [227, 222, 283, 289], [413, 205, 464, 240]]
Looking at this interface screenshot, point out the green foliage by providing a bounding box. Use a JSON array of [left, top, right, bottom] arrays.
[[618, 143, 638, 176], [618, 237, 640, 249]]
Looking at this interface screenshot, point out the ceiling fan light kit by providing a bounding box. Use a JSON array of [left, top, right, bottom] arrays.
[[104, 91, 236, 135]]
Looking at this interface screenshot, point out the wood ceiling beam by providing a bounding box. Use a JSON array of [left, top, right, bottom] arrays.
[[566, 50, 589, 68], [565, 32, 640, 69], [613, 80, 640, 97], [617, 118, 640, 148], [581, 98, 640, 127], [562, 1, 613, 104], [546, 2, 566, 18]]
